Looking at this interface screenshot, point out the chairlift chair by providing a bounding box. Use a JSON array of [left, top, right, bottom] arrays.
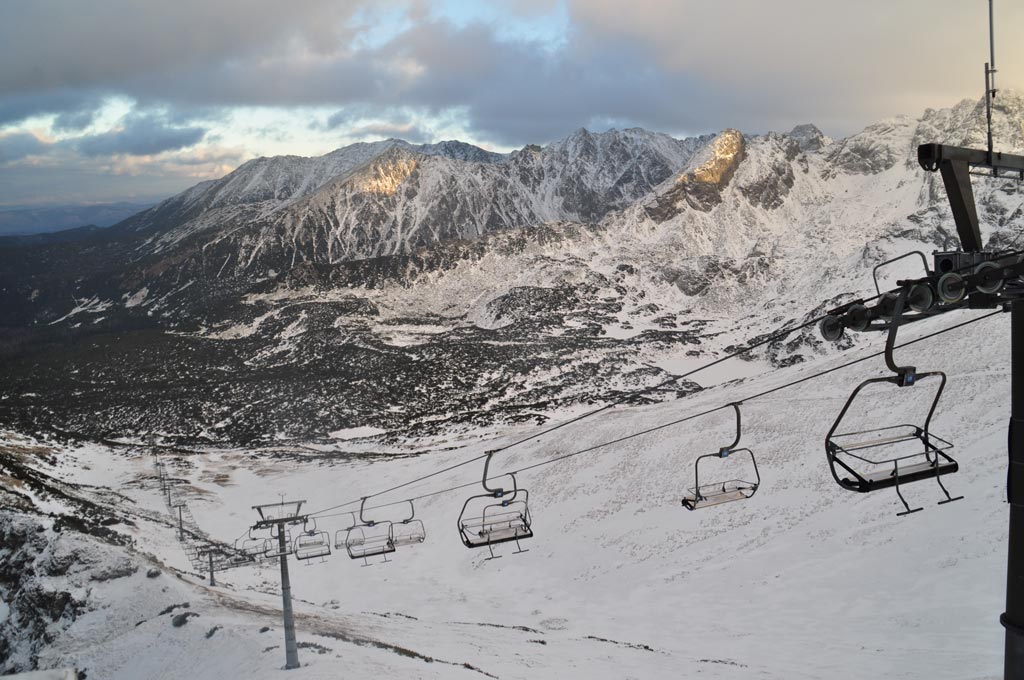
[[390, 500, 427, 548], [293, 518, 331, 563], [236, 528, 270, 561], [262, 525, 293, 559], [824, 287, 963, 516], [681, 403, 761, 510], [457, 453, 533, 559], [345, 500, 395, 566]]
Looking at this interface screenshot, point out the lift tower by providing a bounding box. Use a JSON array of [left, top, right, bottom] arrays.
[[251, 499, 307, 671]]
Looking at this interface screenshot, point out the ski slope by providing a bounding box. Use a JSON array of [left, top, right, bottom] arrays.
[[3, 304, 1012, 679]]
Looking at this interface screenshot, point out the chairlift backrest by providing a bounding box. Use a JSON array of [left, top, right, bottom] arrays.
[[388, 501, 426, 547], [344, 522, 395, 561], [293, 530, 331, 562]]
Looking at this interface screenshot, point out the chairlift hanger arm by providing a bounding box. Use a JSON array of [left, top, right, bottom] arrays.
[[400, 499, 416, 523], [883, 288, 915, 383], [723, 402, 742, 454]]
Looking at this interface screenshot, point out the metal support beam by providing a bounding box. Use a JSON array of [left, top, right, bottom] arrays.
[[939, 159, 983, 253], [1005, 300, 1024, 679], [278, 529, 300, 670]]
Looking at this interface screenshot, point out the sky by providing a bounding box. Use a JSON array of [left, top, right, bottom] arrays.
[[0, 0, 1021, 207]]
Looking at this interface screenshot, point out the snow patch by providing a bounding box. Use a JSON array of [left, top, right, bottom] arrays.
[[329, 426, 387, 439]]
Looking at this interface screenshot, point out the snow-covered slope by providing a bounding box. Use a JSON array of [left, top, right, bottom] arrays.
[[0, 301, 1013, 679]]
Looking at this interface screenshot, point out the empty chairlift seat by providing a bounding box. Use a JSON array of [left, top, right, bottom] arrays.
[[822, 286, 963, 515], [458, 455, 533, 559], [462, 498, 531, 544], [390, 501, 427, 548], [825, 370, 962, 515], [344, 501, 395, 565], [345, 524, 395, 563], [681, 403, 761, 511], [235, 531, 270, 561], [681, 450, 760, 510], [293, 519, 331, 562]]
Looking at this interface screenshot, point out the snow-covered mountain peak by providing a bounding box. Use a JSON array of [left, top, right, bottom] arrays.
[[679, 128, 745, 186], [345, 146, 421, 196], [788, 123, 830, 151]]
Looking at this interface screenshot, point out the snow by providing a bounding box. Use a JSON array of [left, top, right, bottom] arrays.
[[7, 94, 1024, 678], [6, 670, 78, 680], [3, 307, 1014, 679], [123, 287, 149, 308], [47, 296, 112, 324], [327, 426, 387, 440]]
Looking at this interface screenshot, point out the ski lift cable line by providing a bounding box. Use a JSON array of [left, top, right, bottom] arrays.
[[305, 250, 1018, 521], [308, 309, 1001, 518], [304, 305, 848, 518]]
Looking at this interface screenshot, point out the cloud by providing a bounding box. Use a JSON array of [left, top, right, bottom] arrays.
[[0, 143, 249, 206], [53, 107, 100, 132], [0, 0, 370, 94], [0, 132, 50, 163], [564, 0, 1024, 131], [3, 0, 1024, 205], [4, 0, 1021, 143], [350, 121, 431, 143], [319, 106, 432, 143], [0, 90, 106, 127], [73, 112, 206, 157]]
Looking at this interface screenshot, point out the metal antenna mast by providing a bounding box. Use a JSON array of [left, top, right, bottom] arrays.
[[985, 0, 999, 167]]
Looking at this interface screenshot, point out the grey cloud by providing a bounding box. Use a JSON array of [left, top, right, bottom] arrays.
[[3, 1, 1023, 143], [318, 106, 432, 143], [0, 90, 105, 127], [0, 0, 372, 94], [350, 122, 431, 143], [74, 113, 206, 157], [0, 132, 50, 163], [53, 108, 99, 132]]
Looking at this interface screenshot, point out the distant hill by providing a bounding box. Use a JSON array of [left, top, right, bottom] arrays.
[[0, 202, 154, 236]]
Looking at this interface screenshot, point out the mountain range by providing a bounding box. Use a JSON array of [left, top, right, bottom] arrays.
[[2, 92, 1023, 446]]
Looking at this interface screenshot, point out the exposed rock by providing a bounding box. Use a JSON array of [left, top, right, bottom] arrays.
[[171, 612, 198, 628], [645, 129, 746, 218]]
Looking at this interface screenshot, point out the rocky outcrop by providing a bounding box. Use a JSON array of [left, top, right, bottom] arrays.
[[645, 129, 746, 219]]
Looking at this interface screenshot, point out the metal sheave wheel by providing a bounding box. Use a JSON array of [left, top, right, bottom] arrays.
[[974, 261, 1003, 295], [937, 272, 966, 303], [819, 315, 844, 341], [845, 304, 872, 332], [907, 282, 935, 313]]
